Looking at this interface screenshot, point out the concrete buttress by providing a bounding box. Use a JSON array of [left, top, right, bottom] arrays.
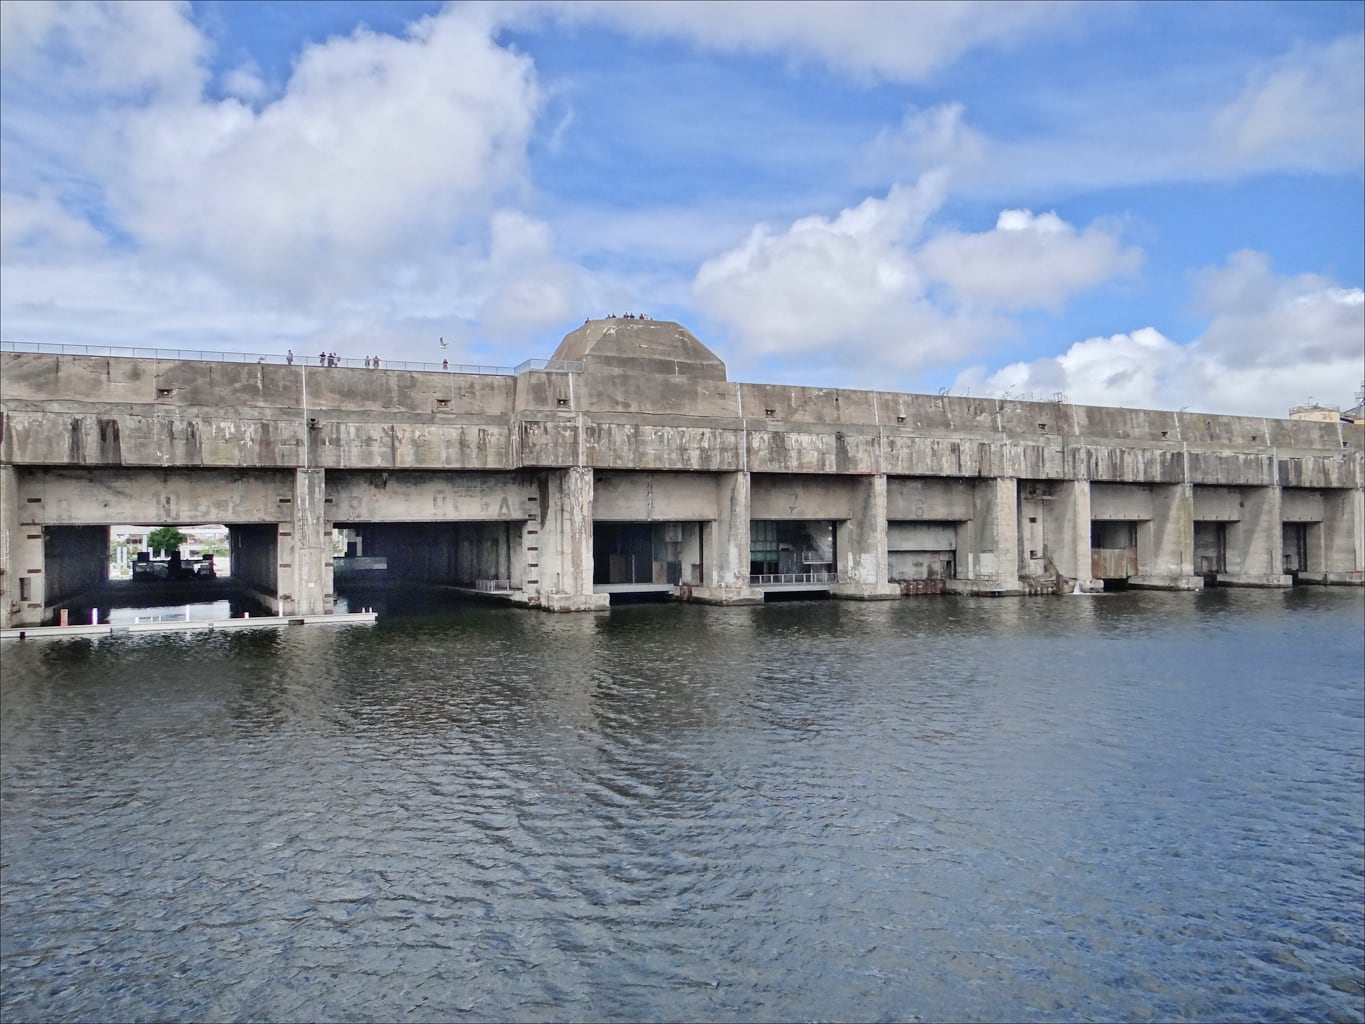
[[0, 464, 18, 628], [1056, 480, 1101, 591], [692, 471, 762, 605], [1132, 483, 1203, 590], [538, 467, 608, 612], [832, 474, 900, 600], [1222, 485, 1291, 585], [1318, 487, 1365, 583], [287, 468, 331, 616], [951, 477, 1021, 595]]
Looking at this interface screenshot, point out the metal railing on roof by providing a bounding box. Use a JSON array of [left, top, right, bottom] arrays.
[[0, 340, 581, 376]]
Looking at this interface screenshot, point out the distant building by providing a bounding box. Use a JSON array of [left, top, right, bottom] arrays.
[[1289, 404, 1342, 423]]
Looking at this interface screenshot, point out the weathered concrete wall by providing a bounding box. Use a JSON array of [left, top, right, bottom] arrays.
[[585, 422, 744, 472], [2, 349, 1362, 621], [1016, 479, 1093, 586], [326, 470, 534, 524], [885, 477, 975, 520], [536, 467, 607, 611], [1090, 483, 1155, 521], [1193, 486, 1244, 521], [1133, 484, 1199, 588], [592, 471, 720, 521], [750, 473, 857, 520], [0, 465, 19, 625], [953, 478, 1019, 593], [9, 467, 296, 525], [1321, 488, 1365, 579], [1055, 480, 1095, 587], [287, 469, 330, 615], [1282, 489, 1325, 522], [832, 474, 899, 597], [5, 354, 1359, 489], [1231, 485, 1285, 580], [693, 471, 760, 602]]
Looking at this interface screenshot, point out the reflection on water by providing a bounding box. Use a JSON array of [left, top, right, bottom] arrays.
[[57, 582, 276, 626], [104, 600, 234, 624], [2, 589, 1362, 1023]]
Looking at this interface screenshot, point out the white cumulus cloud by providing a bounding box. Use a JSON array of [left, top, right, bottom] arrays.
[[952, 251, 1365, 416], [100, 6, 541, 300], [0, 0, 207, 98], [919, 209, 1142, 309], [0, 2, 590, 358], [693, 179, 1141, 376], [692, 175, 995, 373]]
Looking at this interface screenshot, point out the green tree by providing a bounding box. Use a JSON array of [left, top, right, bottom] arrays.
[[148, 526, 187, 557]]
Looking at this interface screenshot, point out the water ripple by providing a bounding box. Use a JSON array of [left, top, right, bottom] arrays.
[[3, 589, 1362, 1022]]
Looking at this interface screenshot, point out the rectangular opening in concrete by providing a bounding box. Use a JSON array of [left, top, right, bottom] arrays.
[[1090, 521, 1139, 580], [887, 521, 957, 582], [331, 521, 524, 594], [1193, 521, 1228, 577], [592, 521, 703, 595], [749, 519, 836, 579], [1282, 522, 1310, 575]]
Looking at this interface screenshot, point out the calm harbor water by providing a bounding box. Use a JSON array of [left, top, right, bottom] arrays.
[[2, 588, 1362, 1023]]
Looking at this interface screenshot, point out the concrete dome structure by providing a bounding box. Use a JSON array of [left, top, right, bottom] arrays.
[[551, 318, 727, 381]]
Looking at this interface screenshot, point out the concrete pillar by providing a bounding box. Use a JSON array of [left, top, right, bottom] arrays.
[[691, 471, 761, 604], [679, 522, 703, 585], [1318, 487, 1365, 584], [1219, 485, 1290, 586], [538, 467, 608, 612], [1, 468, 48, 628], [1131, 483, 1202, 590], [1, 464, 20, 629], [832, 474, 899, 600], [282, 467, 330, 616], [1054, 480, 1101, 592], [948, 477, 1021, 595]]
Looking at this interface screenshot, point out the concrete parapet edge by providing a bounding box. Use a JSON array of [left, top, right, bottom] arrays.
[[830, 582, 902, 601], [539, 592, 610, 613], [684, 586, 764, 606], [1211, 573, 1294, 588], [1128, 575, 1205, 591], [944, 579, 1022, 597], [1293, 571, 1365, 586]]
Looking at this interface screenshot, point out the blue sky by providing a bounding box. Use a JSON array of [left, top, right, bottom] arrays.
[[2, 1, 1361, 416]]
